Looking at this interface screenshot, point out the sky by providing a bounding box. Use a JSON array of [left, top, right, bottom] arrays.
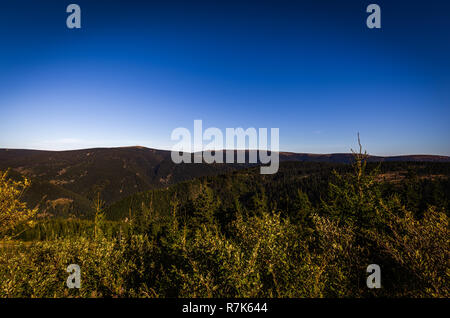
[[0, 0, 449, 155]]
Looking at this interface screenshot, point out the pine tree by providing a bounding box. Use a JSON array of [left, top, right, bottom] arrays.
[[192, 185, 220, 227], [94, 192, 106, 240]]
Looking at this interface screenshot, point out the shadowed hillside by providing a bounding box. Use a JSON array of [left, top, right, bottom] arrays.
[[0, 147, 241, 217], [105, 160, 450, 222]]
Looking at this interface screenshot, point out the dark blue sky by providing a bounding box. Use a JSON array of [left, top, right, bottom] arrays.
[[0, 0, 449, 155]]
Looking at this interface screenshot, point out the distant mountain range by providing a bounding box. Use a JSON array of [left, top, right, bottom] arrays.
[[1, 147, 448, 218], [277, 152, 450, 163]]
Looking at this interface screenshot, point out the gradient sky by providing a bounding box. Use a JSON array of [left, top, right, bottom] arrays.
[[0, 0, 449, 155]]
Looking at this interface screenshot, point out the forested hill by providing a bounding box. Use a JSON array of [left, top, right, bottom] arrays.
[[0, 147, 241, 217], [1, 147, 449, 218], [106, 161, 450, 223]]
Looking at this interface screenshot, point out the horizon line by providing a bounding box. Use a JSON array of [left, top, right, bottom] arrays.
[[1, 146, 449, 159]]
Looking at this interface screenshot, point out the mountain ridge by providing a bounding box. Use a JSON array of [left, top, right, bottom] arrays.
[[2, 146, 449, 161], [1, 146, 449, 218]]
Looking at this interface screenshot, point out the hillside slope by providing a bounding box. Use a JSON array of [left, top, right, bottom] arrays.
[[0, 147, 240, 217], [1, 147, 449, 218], [107, 160, 450, 222]]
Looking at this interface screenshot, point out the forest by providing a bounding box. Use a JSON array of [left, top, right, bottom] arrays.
[[0, 150, 449, 298]]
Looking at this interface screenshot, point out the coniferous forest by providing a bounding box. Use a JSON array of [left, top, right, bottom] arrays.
[[1, 148, 448, 298]]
